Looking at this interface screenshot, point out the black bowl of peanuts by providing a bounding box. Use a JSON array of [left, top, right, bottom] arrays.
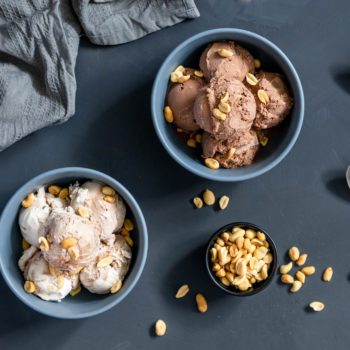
[[205, 222, 277, 296]]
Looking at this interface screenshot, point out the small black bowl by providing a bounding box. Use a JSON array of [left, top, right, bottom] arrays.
[[205, 222, 278, 296]]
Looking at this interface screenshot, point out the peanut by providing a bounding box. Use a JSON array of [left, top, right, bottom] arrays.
[[175, 284, 190, 298], [203, 189, 215, 206], [288, 246, 300, 261], [155, 320, 167, 336], [322, 267, 333, 282], [195, 293, 208, 313], [22, 193, 35, 208]]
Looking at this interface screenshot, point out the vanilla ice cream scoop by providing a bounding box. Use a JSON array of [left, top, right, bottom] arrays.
[[19, 187, 51, 247], [23, 251, 78, 301], [80, 235, 131, 294], [43, 207, 100, 272], [18, 245, 38, 272], [70, 181, 126, 242]]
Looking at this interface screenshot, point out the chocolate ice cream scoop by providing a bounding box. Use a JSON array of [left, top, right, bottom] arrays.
[[201, 130, 260, 168], [80, 235, 131, 294], [194, 77, 256, 140], [43, 207, 100, 272], [70, 181, 126, 242], [199, 41, 255, 81], [251, 72, 293, 129], [167, 68, 205, 132], [23, 251, 79, 301]]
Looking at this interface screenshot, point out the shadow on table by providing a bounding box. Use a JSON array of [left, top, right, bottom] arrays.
[[161, 243, 242, 318], [0, 277, 84, 348], [323, 169, 350, 203], [331, 65, 350, 95], [72, 80, 204, 200]]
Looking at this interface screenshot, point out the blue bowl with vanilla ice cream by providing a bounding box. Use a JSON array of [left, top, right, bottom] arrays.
[[0, 167, 148, 319]]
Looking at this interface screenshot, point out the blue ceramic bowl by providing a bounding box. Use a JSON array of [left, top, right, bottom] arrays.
[[151, 28, 304, 181], [0, 167, 148, 319]]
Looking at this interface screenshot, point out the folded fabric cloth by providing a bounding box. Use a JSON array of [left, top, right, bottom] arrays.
[[0, 0, 199, 151], [73, 0, 200, 45]]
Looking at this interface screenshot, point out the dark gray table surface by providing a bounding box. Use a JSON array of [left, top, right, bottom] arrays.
[[1, 0, 350, 349]]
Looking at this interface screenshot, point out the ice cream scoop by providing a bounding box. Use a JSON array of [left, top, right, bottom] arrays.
[[70, 181, 126, 242], [202, 130, 260, 168], [167, 68, 205, 132], [18, 245, 38, 272], [251, 72, 293, 129], [199, 41, 255, 81], [43, 207, 100, 272], [23, 251, 79, 301], [194, 77, 256, 140], [19, 187, 51, 247], [80, 235, 131, 294]]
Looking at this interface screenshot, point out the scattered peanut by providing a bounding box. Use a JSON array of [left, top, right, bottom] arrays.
[[22, 193, 35, 208], [110, 281, 123, 294], [226, 147, 236, 160], [187, 138, 197, 148], [97, 256, 114, 268], [195, 293, 208, 313], [125, 236, 134, 247], [24, 280, 36, 293], [38, 236, 49, 252], [218, 48, 233, 58], [163, 106, 174, 123], [301, 266, 315, 276], [322, 267, 333, 282], [203, 189, 215, 206], [124, 218, 134, 231], [103, 195, 116, 204], [155, 320, 167, 336], [257, 89, 270, 104], [254, 59, 261, 69], [290, 280, 302, 293], [58, 188, 69, 199], [281, 274, 294, 284], [57, 275, 65, 289], [280, 262, 293, 274], [68, 246, 80, 261], [296, 254, 308, 266], [22, 239, 30, 251], [48, 185, 61, 196], [309, 301, 325, 312], [218, 195, 230, 210], [212, 108, 227, 121], [259, 136, 269, 147], [194, 70, 204, 77], [100, 186, 115, 197], [175, 284, 190, 298], [288, 246, 300, 261], [70, 285, 82, 296], [77, 206, 90, 218], [296, 270, 306, 284], [204, 158, 220, 169], [193, 197, 203, 209], [246, 73, 259, 86], [61, 237, 78, 249]]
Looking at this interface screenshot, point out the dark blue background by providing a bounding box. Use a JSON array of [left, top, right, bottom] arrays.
[[1, 1, 350, 349]]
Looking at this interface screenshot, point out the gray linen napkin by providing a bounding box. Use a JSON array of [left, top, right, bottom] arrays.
[[0, 0, 199, 151]]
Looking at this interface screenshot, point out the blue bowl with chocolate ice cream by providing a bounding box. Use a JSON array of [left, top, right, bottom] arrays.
[[0, 167, 148, 319], [151, 28, 304, 181]]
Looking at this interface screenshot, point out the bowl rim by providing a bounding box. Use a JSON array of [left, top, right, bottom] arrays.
[[151, 28, 305, 182], [205, 221, 278, 296], [0, 167, 148, 319]]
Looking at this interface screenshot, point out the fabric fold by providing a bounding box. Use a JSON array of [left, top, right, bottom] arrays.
[[0, 0, 199, 151]]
